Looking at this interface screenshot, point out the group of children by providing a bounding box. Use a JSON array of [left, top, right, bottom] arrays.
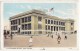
[[28, 33, 68, 47]]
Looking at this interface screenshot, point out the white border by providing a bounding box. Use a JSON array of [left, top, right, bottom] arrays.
[[2, 0, 78, 3]]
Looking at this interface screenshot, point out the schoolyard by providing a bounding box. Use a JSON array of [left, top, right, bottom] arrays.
[[4, 33, 77, 47]]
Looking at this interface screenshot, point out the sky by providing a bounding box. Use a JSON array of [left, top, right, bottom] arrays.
[[3, 3, 77, 30]]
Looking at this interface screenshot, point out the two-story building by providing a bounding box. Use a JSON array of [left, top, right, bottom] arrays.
[[9, 9, 74, 35]]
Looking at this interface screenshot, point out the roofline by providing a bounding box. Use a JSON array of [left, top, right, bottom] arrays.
[[9, 9, 74, 21]]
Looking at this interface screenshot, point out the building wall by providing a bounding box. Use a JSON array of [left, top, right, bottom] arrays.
[[65, 21, 74, 31]]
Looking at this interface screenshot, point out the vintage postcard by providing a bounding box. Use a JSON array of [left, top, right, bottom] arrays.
[[0, 0, 79, 51], [3, 3, 77, 47]]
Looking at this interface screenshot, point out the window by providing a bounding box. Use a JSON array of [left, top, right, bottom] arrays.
[[61, 27, 65, 31], [38, 16, 42, 21], [51, 26, 53, 31], [22, 18, 24, 23], [48, 20, 50, 24], [25, 17, 27, 22], [56, 21, 58, 25], [22, 32, 24, 34], [54, 26, 56, 31], [22, 25, 24, 30], [28, 16, 31, 22], [28, 23, 31, 30], [56, 27, 58, 31], [63, 22, 65, 26], [18, 19, 20, 25], [25, 24, 27, 30], [11, 26, 17, 30], [61, 22, 65, 26], [29, 31, 31, 34], [15, 26, 17, 30], [48, 26, 50, 30], [51, 20, 53, 24], [54, 21, 56, 24], [25, 32, 27, 34]]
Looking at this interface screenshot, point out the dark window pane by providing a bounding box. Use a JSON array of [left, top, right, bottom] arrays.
[[28, 23, 31, 30], [48, 20, 50, 24], [25, 17, 27, 22], [51, 20, 53, 24], [22, 18, 24, 23], [28, 16, 31, 22], [22, 25, 24, 30], [51, 26, 53, 31], [48, 26, 50, 30], [25, 24, 27, 30]]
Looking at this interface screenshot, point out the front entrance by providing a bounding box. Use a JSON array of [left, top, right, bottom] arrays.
[[18, 28, 20, 34]]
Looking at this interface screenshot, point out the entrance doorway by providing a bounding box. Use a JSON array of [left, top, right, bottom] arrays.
[[18, 28, 20, 33]]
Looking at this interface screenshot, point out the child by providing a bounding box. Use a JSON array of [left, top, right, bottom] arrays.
[[29, 36, 33, 47], [57, 35, 61, 44]]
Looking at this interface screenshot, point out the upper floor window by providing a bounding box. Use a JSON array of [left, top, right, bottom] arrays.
[[11, 20, 17, 25], [18, 19, 20, 25], [54, 21, 56, 24], [22, 18, 24, 23], [25, 17, 27, 22], [22, 25, 24, 30], [51, 26, 53, 31], [51, 20, 53, 24], [48, 20, 50, 24], [56, 21, 58, 25], [61, 22, 65, 26], [28, 16, 31, 22]]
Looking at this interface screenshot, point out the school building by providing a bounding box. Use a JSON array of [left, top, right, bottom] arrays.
[[9, 9, 74, 35]]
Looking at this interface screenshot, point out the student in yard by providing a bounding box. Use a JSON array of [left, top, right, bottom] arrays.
[[10, 33, 13, 40], [29, 36, 33, 47], [64, 35, 67, 39], [4, 30, 7, 39], [57, 34, 61, 44]]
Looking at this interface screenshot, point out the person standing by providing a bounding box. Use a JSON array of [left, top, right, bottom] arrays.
[[29, 36, 33, 47], [64, 35, 67, 39], [10, 33, 13, 40], [57, 35, 61, 44], [4, 30, 7, 39]]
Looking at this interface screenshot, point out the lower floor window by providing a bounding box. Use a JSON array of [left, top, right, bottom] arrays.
[[21, 31, 31, 34]]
